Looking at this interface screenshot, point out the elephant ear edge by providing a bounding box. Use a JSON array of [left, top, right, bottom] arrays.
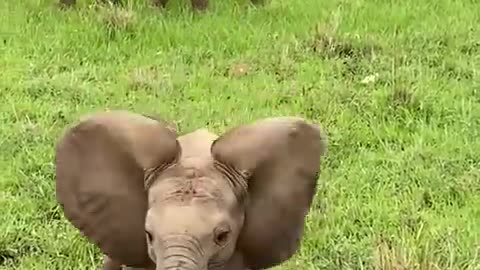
[[55, 110, 180, 267], [210, 117, 327, 270]]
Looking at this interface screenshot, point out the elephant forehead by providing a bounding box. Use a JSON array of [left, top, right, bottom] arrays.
[[178, 128, 218, 159], [149, 166, 229, 205]]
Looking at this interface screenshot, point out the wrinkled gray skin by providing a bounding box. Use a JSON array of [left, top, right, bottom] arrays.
[[54, 111, 328, 270]]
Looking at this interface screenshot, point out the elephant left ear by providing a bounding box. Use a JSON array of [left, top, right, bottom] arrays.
[[210, 117, 327, 270]]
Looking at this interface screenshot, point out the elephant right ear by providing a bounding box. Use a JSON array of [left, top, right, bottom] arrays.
[[211, 117, 327, 270], [54, 110, 180, 267]]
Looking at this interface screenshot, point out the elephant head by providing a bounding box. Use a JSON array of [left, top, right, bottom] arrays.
[[54, 110, 328, 270]]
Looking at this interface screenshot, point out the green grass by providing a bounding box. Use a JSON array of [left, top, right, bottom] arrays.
[[1, 0, 479, 269]]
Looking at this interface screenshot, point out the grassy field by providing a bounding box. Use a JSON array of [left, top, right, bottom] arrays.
[[1, 0, 479, 269]]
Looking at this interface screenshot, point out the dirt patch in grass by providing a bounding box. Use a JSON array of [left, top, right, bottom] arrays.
[[97, 5, 137, 40], [127, 66, 173, 94], [309, 24, 382, 61]]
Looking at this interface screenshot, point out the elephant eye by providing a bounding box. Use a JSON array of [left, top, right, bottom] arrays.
[[214, 227, 230, 246], [145, 230, 153, 243]]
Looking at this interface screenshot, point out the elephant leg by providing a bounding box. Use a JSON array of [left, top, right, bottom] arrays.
[[191, 0, 208, 10]]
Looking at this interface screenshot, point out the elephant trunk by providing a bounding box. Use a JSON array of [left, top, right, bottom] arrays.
[[157, 235, 205, 270]]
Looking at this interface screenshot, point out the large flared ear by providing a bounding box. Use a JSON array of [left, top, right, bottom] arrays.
[[211, 117, 327, 270], [55, 110, 180, 267]]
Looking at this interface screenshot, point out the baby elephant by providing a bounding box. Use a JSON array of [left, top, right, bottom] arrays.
[[54, 110, 328, 270], [59, 0, 208, 10]]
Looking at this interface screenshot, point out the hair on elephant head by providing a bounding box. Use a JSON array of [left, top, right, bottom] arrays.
[[54, 110, 328, 270]]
